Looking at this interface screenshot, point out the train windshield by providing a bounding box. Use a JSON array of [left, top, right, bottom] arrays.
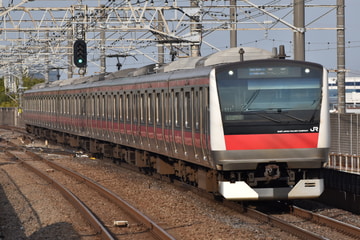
[[215, 60, 323, 134]]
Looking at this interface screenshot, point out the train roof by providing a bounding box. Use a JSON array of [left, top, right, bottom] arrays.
[[27, 47, 274, 92]]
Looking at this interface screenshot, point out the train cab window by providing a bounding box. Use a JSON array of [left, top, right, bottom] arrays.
[[215, 61, 322, 134]]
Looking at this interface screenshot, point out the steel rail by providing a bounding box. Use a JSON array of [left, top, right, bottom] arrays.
[[244, 207, 326, 240], [25, 151, 176, 240], [292, 205, 360, 239]]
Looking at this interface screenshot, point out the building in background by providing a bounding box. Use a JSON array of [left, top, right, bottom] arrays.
[[329, 77, 360, 113]]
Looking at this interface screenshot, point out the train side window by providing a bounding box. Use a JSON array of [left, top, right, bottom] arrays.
[[107, 93, 112, 120], [126, 93, 130, 122], [91, 94, 95, 117], [101, 94, 105, 118], [156, 91, 162, 126], [81, 95, 84, 116], [194, 90, 199, 130], [165, 92, 170, 127], [87, 95, 90, 117], [119, 94, 124, 121], [50, 96, 53, 113], [44, 96, 47, 113], [148, 92, 154, 124], [59, 96, 62, 115], [63, 96, 65, 115], [175, 91, 182, 128], [64, 96, 67, 115], [133, 93, 138, 123], [95, 94, 99, 117], [85, 95, 89, 117], [184, 90, 192, 129], [67, 95, 71, 115], [74, 95, 77, 116], [140, 93, 145, 123], [113, 94, 118, 120], [169, 90, 174, 127]]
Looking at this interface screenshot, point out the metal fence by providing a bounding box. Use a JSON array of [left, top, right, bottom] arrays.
[[0, 108, 18, 126], [328, 113, 360, 174]]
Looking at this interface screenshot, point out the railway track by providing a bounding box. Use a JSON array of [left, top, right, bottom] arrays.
[[1, 140, 175, 239], [2, 126, 360, 239], [243, 201, 360, 240], [291, 205, 360, 239]]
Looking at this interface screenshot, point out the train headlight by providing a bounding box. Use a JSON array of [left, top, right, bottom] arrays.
[[304, 68, 310, 74]]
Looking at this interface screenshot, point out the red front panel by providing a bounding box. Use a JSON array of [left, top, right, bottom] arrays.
[[225, 133, 319, 150]]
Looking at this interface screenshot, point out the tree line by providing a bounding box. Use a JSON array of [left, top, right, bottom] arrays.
[[0, 76, 44, 107]]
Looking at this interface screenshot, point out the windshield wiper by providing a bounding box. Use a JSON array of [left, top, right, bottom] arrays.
[[246, 108, 306, 123], [283, 113, 306, 122], [257, 113, 281, 123], [242, 90, 260, 111]]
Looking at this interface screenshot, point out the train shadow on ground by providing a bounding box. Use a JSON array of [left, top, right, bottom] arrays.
[[0, 182, 82, 239]]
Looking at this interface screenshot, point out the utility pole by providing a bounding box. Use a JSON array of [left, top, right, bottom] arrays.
[[337, 0, 346, 113], [230, 0, 237, 48], [190, 0, 201, 57], [293, 0, 305, 61], [99, 4, 106, 74]]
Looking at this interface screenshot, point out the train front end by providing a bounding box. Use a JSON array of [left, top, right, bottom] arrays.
[[210, 59, 330, 200]]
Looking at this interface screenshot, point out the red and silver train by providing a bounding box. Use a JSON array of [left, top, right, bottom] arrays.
[[23, 47, 330, 200]]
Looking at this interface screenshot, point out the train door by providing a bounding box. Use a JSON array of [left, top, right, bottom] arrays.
[[80, 94, 86, 134], [125, 92, 132, 144], [184, 88, 196, 161], [119, 93, 125, 143], [112, 93, 118, 142], [164, 90, 172, 154], [56, 92, 62, 130], [173, 88, 186, 157], [132, 91, 141, 147], [71, 95, 80, 133], [140, 91, 148, 148], [164, 89, 175, 155], [85, 93, 92, 137], [100, 93, 106, 138], [91, 93, 97, 137], [106, 93, 112, 139], [65, 95, 70, 131], [148, 91, 158, 151], [202, 87, 211, 165]]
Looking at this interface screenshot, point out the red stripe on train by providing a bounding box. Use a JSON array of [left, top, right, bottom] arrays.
[[224, 133, 319, 150]]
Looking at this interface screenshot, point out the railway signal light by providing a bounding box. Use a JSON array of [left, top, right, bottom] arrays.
[[73, 39, 87, 68]]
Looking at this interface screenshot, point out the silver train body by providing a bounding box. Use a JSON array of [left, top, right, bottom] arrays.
[[23, 47, 330, 200]]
